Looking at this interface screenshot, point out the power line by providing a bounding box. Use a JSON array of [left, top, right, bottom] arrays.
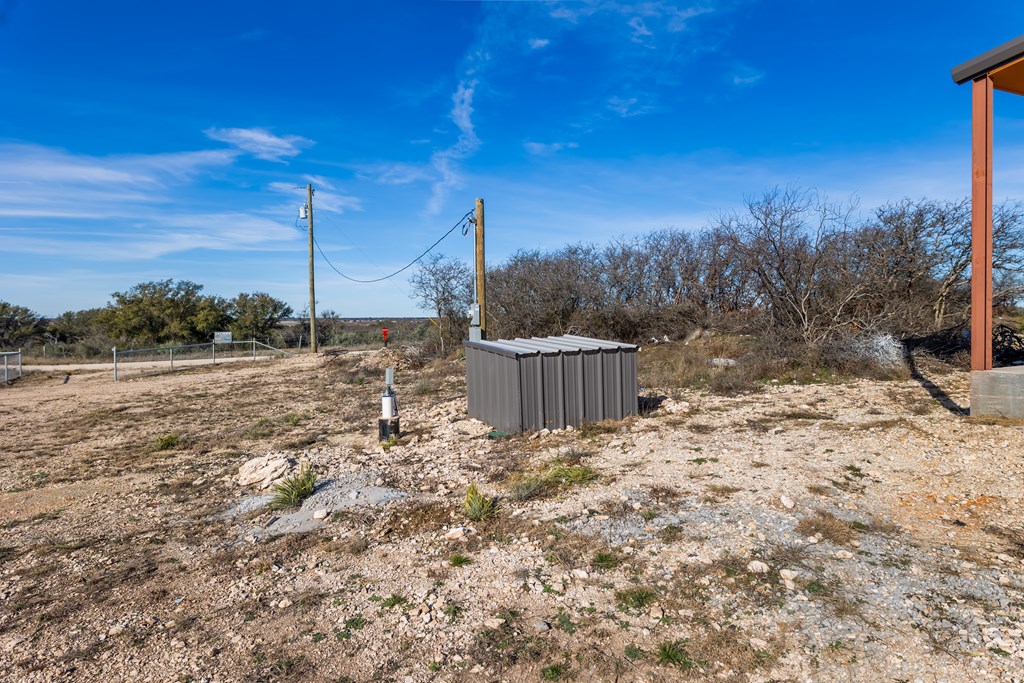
[[315, 212, 411, 299], [313, 209, 474, 283]]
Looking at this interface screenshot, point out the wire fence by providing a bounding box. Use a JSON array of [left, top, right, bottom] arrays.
[[112, 340, 288, 381], [1, 350, 22, 384]]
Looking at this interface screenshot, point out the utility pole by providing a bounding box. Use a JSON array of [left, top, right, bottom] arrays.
[[307, 183, 318, 353], [474, 197, 486, 340]]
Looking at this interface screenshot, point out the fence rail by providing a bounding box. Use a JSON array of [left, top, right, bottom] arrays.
[[1, 350, 22, 384], [112, 340, 288, 381]]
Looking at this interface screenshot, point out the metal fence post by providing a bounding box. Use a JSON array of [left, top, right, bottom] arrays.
[[113, 347, 118, 382], [3, 354, 7, 383], [252, 339, 256, 360], [17, 349, 21, 379], [212, 341, 216, 365], [170, 347, 174, 371]]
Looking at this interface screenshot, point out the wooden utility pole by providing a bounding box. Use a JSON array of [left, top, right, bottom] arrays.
[[474, 197, 486, 339], [307, 183, 318, 353]]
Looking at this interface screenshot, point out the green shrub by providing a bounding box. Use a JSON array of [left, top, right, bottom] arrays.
[[656, 640, 694, 668], [155, 434, 179, 450], [615, 586, 658, 610], [463, 484, 498, 521], [269, 465, 316, 510]]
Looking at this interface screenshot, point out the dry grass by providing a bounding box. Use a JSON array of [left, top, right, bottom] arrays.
[[703, 484, 742, 502], [795, 510, 856, 545]]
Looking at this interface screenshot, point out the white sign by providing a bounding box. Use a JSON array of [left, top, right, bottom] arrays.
[[214, 331, 232, 343]]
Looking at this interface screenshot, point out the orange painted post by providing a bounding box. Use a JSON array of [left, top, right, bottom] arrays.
[[971, 76, 994, 371]]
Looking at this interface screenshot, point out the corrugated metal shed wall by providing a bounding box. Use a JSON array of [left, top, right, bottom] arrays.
[[463, 335, 638, 432]]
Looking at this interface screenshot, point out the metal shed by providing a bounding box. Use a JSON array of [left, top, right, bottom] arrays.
[[464, 335, 638, 432]]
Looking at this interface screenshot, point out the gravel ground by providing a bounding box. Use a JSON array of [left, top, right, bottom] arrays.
[[0, 351, 1022, 682]]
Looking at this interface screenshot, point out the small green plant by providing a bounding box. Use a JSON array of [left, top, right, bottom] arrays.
[[656, 640, 694, 669], [508, 475, 549, 501], [555, 608, 576, 633], [268, 465, 317, 510], [463, 483, 498, 521], [640, 508, 658, 522], [544, 464, 598, 486], [428, 661, 443, 672], [592, 552, 620, 570], [541, 663, 568, 680], [615, 586, 658, 610], [659, 525, 683, 542], [282, 412, 310, 427], [412, 379, 436, 396], [449, 553, 472, 567], [334, 615, 366, 640], [155, 434, 179, 450], [381, 594, 407, 609], [624, 644, 646, 660], [381, 435, 399, 450], [442, 602, 463, 620], [246, 417, 276, 439]]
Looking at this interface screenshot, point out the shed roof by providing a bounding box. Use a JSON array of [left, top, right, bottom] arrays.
[[952, 34, 1024, 96], [463, 334, 636, 356]]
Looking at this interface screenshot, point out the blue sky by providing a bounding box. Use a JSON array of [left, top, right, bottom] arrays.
[[2, 1, 1024, 317]]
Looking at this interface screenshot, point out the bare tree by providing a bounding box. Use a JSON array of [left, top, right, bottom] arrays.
[[717, 188, 868, 344], [409, 253, 473, 356]]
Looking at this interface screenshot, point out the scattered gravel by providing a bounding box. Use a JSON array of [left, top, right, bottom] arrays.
[[0, 353, 1021, 682]]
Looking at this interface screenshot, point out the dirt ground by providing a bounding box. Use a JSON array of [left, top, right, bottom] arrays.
[[1, 351, 1022, 683]]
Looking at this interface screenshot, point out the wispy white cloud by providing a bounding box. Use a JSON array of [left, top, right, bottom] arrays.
[[427, 79, 482, 215], [204, 127, 314, 162], [354, 162, 434, 186], [5, 211, 298, 260], [267, 181, 363, 214], [550, 1, 710, 35], [606, 95, 652, 118], [627, 16, 653, 43], [0, 141, 310, 260], [528, 37, 550, 50], [731, 66, 765, 86], [0, 143, 236, 188], [524, 141, 579, 155], [303, 174, 335, 191]]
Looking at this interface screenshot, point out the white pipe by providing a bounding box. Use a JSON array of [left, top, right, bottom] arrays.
[[381, 395, 397, 419]]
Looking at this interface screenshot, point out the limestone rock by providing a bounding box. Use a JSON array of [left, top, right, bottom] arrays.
[[747, 560, 770, 574], [237, 454, 293, 490]]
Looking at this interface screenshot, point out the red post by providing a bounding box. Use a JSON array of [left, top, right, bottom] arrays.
[[382, 327, 389, 348], [971, 76, 994, 371]]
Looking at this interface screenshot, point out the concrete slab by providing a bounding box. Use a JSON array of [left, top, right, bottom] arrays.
[[970, 366, 1024, 418]]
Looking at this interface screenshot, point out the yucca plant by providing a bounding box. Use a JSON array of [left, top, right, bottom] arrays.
[[269, 464, 317, 510], [463, 483, 497, 521]]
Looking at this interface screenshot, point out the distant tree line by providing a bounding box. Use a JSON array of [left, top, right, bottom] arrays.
[[1, 280, 438, 357], [410, 189, 1024, 360], [1, 280, 294, 356]]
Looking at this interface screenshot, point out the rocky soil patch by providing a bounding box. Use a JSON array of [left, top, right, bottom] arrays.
[[0, 352, 1021, 682]]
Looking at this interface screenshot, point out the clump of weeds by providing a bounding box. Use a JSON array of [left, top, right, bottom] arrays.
[[464, 484, 498, 521], [269, 465, 316, 510]]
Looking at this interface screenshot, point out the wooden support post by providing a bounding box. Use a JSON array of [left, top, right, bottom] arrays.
[[475, 197, 486, 340], [971, 76, 994, 371]]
